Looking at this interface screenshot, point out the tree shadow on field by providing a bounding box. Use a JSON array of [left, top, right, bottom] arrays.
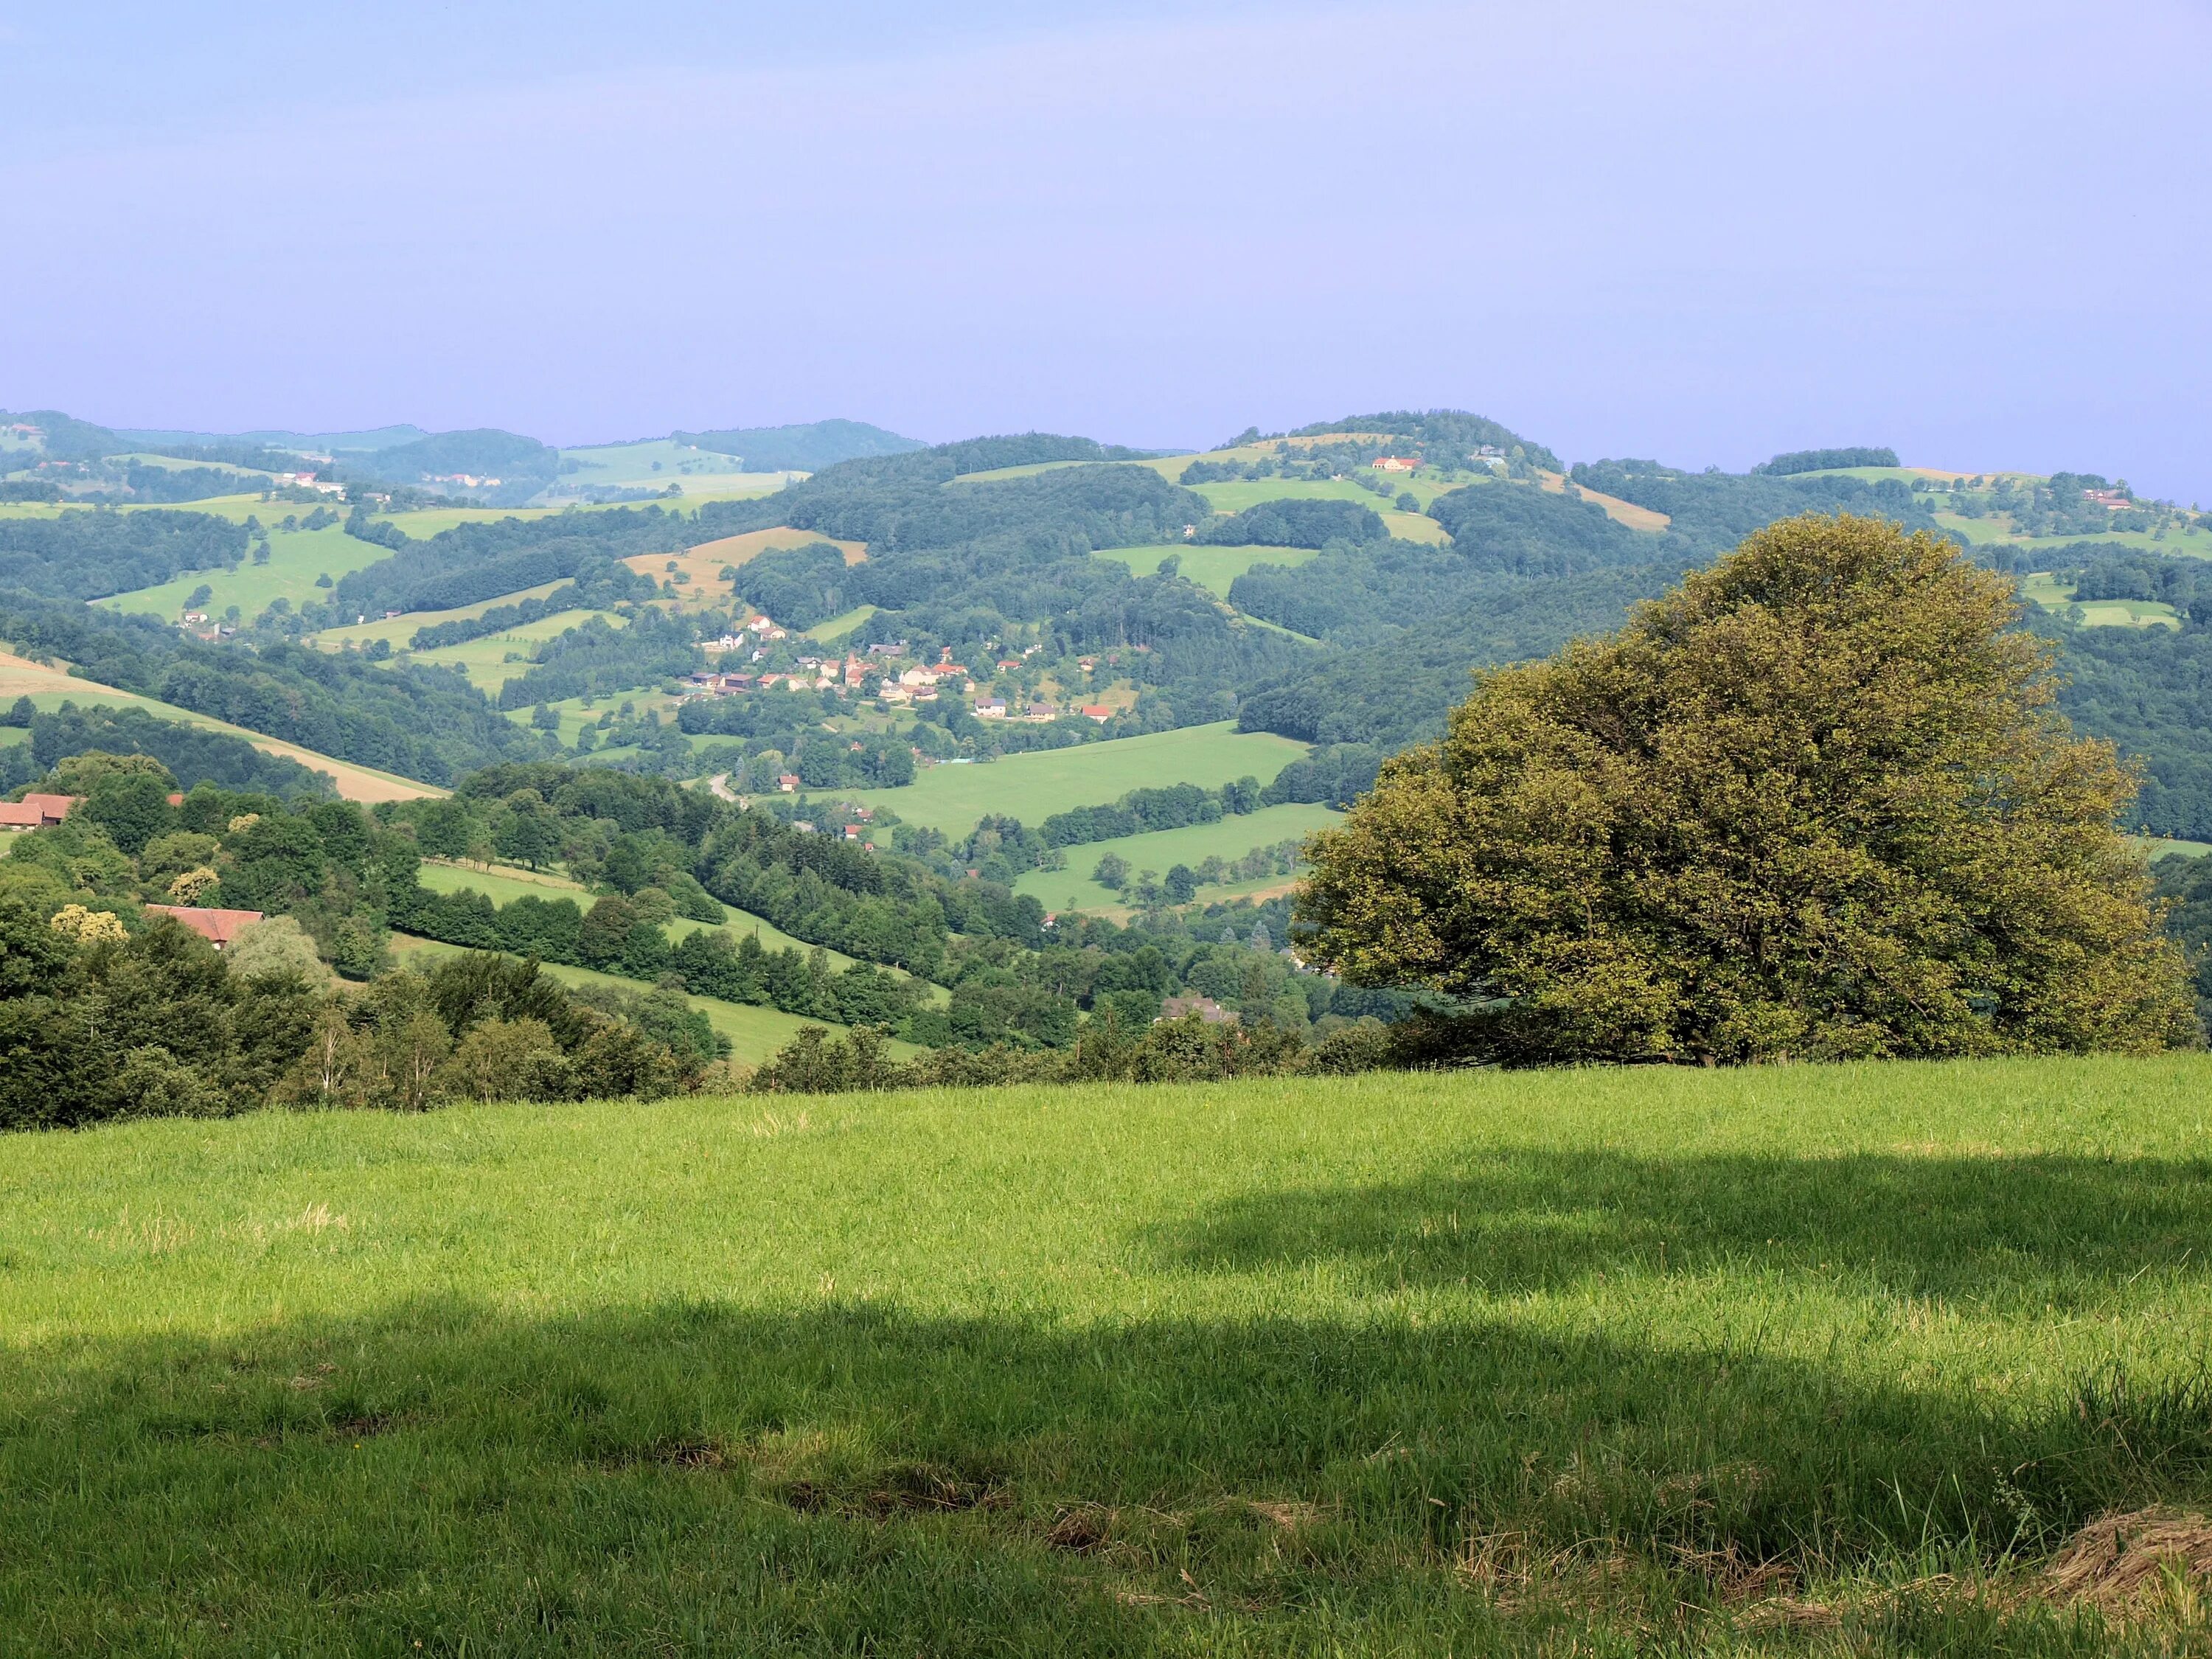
[[1155, 1148, 2212, 1310], [4, 1290, 2212, 1655]]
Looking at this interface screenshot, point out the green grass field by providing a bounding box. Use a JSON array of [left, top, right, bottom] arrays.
[[5, 1056, 2212, 1652], [310, 582, 569, 651], [407, 609, 624, 695], [1015, 801, 1340, 914], [383, 931, 894, 1064], [417, 859, 862, 967], [1186, 476, 1422, 515], [804, 604, 878, 642], [94, 523, 382, 620], [1091, 543, 1321, 597], [2017, 575, 2183, 630], [830, 723, 1310, 837], [1938, 512, 2212, 560]]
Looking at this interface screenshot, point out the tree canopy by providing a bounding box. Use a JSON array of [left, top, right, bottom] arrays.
[[1300, 514, 2197, 1064]]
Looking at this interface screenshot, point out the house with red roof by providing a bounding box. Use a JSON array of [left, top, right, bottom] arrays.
[[142, 905, 265, 950]]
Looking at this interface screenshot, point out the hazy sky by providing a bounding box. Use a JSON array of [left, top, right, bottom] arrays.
[[4, 1, 2208, 497]]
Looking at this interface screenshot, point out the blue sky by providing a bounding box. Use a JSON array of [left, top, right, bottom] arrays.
[[3, 1, 2208, 498]]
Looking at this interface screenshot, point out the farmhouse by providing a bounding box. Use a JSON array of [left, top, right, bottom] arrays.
[[1024, 703, 1056, 722], [2084, 488, 2132, 509], [1371, 456, 1422, 473], [1158, 995, 1234, 1023], [141, 905, 264, 950], [974, 698, 1007, 719], [1079, 705, 1113, 723], [0, 793, 80, 831]]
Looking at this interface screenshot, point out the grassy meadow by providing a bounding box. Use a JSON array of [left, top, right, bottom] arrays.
[[1015, 801, 1340, 914], [414, 858, 886, 976], [1093, 543, 1322, 598], [94, 521, 380, 620], [381, 931, 897, 1064], [406, 608, 625, 695], [2017, 574, 2183, 630], [830, 722, 1310, 838], [5, 1057, 2212, 1653], [310, 582, 570, 651]]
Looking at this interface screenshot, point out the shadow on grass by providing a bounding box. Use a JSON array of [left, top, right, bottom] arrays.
[[4, 1293, 2208, 1654], [1157, 1150, 2212, 1307]]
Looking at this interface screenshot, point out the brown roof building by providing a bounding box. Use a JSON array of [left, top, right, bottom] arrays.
[[142, 905, 265, 949]]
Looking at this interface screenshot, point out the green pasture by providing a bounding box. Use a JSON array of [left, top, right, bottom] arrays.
[[368, 505, 562, 540], [829, 722, 1310, 837], [518, 689, 684, 745], [7, 1057, 2212, 1652], [0, 493, 274, 525], [1938, 512, 2212, 559], [94, 523, 380, 619], [311, 582, 568, 650], [408, 609, 625, 695], [1091, 543, 1321, 598], [383, 932, 898, 1064], [804, 603, 878, 642], [557, 438, 792, 496], [1187, 476, 1426, 515], [1015, 801, 1340, 914], [2017, 574, 2181, 630], [417, 858, 861, 969]]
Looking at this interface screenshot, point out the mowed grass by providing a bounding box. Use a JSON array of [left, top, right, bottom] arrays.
[[0, 652, 440, 803], [831, 722, 1310, 837], [1015, 801, 1341, 914], [6, 1058, 2212, 1653], [95, 524, 380, 619]]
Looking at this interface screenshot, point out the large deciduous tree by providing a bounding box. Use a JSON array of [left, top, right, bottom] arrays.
[[1300, 514, 2198, 1063]]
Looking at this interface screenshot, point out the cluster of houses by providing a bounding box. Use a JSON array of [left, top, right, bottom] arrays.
[[277, 470, 347, 495]]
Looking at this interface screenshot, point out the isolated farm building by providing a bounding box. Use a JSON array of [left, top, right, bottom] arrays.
[[1371, 456, 1421, 473], [142, 905, 264, 950], [3, 793, 80, 829], [1158, 995, 1234, 1024], [776, 774, 800, 793], [1079, 705, 1113, 723]]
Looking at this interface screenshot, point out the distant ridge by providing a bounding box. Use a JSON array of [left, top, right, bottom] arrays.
[[112, 424, 433, 453], [672, 418, 925, 472]]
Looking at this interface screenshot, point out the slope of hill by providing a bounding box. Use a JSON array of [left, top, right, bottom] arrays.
[[669, 418, 925, 472], [0, 650, 440, 801], [6, 1056, 2208, 1651]]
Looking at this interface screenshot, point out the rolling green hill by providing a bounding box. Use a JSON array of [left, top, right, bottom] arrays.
[[4, 1056, 2209, 1651]]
